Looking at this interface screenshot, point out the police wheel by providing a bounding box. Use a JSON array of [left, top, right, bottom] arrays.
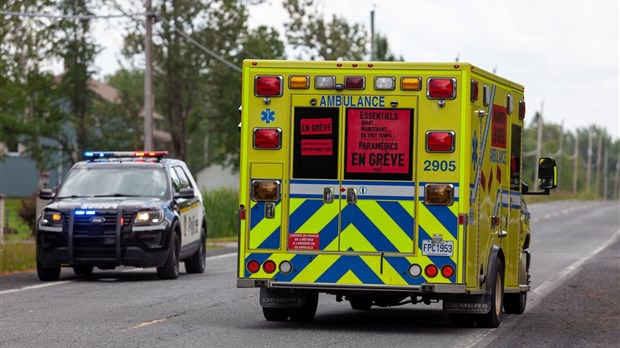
[[184, 227, 206, 274], [37, 258, 60, 281], [262, 308, 289, 321], [73, 265, 94, 276], [157, 232, 180, 279]]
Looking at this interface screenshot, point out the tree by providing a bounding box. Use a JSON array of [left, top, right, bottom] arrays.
[[283, 0, 367, 60], [374, 32, 403, 62]]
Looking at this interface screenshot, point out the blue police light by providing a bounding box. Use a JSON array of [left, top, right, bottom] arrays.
[[75, 210, 96, 215]]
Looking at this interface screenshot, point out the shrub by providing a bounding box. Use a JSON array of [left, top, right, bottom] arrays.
[[18, 195, 37, 236], [203, 187, 238, 239]]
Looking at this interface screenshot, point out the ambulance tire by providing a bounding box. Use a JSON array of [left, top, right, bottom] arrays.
[[289, 292, 319, 322], [73, 265, 93, 275], [262, 307, 290, 321], [504, 291, 527, 314], [37, 259, 60, 281], [157, 232, 180, 280], [480, 259, 504, 328], [185, 227, 206, 274], [350, 299, 373, 310]]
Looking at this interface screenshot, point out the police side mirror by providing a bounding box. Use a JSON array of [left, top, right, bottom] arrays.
[[538, 157, 557, 190], [39, 188, 54, 200], [175, 187, 195, 199]]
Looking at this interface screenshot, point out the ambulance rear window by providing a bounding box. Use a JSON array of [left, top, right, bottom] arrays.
[[292, 107, 339, 179]]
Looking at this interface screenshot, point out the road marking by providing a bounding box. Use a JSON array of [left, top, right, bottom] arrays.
[[121, 318, 168, 332], [0, 252, 238, 295]]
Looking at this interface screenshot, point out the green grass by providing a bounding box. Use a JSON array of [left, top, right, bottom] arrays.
[[3, 198, 34, 240], [0, 241, 36, 274], [203, 187, 238, 239]]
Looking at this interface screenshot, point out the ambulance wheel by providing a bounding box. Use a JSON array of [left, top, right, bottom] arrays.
[[37, 259, 60, 281], [262, 308, 289, 321], [157, 232, 180, 280], [480, 259, 504, 328], [289, 292, 319, 322], [350, 299, 372, 310], [449, 313, 477, 327], [504, 291, 527, 314], [185, 227, 206, 274], [73, 265, 93, 275]]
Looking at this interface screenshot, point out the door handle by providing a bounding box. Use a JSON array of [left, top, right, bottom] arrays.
[[323, 187, 334, 204], [347, 187, 357, 204]]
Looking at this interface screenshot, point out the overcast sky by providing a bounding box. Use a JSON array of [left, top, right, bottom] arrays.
[[93, 0, 619, 139]]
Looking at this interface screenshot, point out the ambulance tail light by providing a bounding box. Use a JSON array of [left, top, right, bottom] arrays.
[[424, 184, 454, 206], [401, 77, 422, 91], [427, 78, 456, 99], [345, 76, 365, 89], [247, 260, 260, 274], [262, 260, 276, 274], [374, 77, 395, 90], [251, 180, 281, 202], [255, 75, 282, 97], [253, 128, 282, 149], [279, 261, 293, 275], [426, 131, 455, 152], [239, 205, 246, 220], [519, 100, 526, 120], [289, 75, 309, 89], [425, 264, 438, 278], [441, 265, 455, 278]]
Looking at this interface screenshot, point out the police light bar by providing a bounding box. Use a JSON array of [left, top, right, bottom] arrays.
[[84, 151, 168, 159]]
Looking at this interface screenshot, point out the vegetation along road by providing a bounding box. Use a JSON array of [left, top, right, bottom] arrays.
[[0, 200, 618, 348]]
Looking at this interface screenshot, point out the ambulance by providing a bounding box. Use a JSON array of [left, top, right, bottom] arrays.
[[236, 60, 557, 327]]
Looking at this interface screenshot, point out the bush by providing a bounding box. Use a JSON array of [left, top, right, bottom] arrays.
[[18, 195, 37, 236], [203, 187, 238, 239]]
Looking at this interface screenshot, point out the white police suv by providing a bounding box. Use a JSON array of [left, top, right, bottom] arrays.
[[36, 151, 207, 281]]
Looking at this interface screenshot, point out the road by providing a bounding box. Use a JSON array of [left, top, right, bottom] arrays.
[[1, 200, 618, 348]]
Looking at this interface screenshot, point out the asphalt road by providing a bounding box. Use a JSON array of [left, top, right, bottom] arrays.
[[0, 200, 618, 348]]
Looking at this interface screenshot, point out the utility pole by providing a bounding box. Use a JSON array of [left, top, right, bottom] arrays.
[[614, 152, 620, 199], [370, 8, 375, 61], [144, 0, 154, 151], [603, 148, 608, 200], [572, 132, 579, 194], [595, 133, 603, 198], [533, 103, 544, 187], [586, 130, 593, 193]]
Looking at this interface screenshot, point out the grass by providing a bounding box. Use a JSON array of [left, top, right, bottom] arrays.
[[3, 198, 34, 241], [203, 187, 238, 238], [0, 241, 36, 275]]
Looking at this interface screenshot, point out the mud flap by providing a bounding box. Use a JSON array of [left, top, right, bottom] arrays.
[[443, 294, 492, 314], [260, 288, 308, 309]]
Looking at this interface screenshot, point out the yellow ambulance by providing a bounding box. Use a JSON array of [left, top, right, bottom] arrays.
[[236, 60, 557, 327]]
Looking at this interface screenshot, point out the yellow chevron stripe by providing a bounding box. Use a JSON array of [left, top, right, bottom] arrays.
[[358, 200, 414, 253], [418, 204, 459, 265], [338, 270, 363, 284], [338, 224, 377, 252], [293, 200, 339, 234], [249, 201, 282, 249]]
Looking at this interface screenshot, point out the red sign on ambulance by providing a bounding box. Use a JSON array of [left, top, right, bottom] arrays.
[[346, 109, 412, 174]]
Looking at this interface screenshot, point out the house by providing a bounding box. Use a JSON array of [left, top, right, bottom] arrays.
[[0, 78, 171, 197]]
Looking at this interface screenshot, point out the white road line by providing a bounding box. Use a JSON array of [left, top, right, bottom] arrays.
[[0, 252, 237, 295]]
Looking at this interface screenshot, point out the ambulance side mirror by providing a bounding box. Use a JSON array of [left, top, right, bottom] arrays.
[[538, 157, 557, 190]]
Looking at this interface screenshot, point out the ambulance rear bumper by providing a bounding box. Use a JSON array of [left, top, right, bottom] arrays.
[[237, 279, 467, 294]]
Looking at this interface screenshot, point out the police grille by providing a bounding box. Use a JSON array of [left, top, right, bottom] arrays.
[[63, 211, 135, 235]]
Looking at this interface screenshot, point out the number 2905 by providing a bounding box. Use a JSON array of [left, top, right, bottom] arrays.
[[423, 160, 456, 172]]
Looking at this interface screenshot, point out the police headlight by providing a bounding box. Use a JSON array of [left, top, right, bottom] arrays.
[[134, 209, 164, 226], [41, 210, 63, 227]]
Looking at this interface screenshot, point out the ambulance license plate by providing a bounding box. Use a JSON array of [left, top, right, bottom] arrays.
[[422, 240, 454, 256]]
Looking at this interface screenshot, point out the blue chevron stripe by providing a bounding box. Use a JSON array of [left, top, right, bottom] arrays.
[[377, 201, 414, 236], [315, 256, 384, 284], [418, 227, 457, 282], [288, 200, 325, 232], [317, 215, 339, 249], [258, 227, 281, 249], [342, 204, 398, 252], [426, 205, 458, 239], [250, 202, 265, 230]]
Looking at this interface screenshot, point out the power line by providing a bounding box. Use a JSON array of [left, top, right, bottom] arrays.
[[0, 10, 147, 20]]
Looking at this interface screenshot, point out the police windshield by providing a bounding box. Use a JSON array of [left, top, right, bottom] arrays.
[[57, 167, 168, 199]]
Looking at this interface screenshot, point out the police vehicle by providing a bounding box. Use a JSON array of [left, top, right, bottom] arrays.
[[36, 151, 207, 281]]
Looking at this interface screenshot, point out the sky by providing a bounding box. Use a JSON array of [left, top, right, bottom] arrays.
[[92, 0, 620, 139]]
